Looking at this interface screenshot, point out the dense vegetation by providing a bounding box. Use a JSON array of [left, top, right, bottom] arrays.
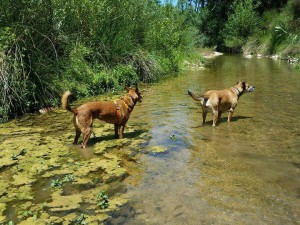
[[0, 0, 199, 122], [0, 0, 299, 122], [193, 0, 300, 57]]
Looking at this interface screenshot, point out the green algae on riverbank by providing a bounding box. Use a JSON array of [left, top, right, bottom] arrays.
[[0, 93, 149, 224]]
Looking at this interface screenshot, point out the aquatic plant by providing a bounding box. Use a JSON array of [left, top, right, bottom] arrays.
[[18, 210, 39, 220], [62, 174, 76, 183], [96, 191, 110, 209], [170, 134, 176, 140], [11, 152, 18, 161], [19, 210, 33, 219], [50, 179, 63, 189], [11, 148, 26, 160], [51, 174, 76, 189], [72, 214, 88, 225]]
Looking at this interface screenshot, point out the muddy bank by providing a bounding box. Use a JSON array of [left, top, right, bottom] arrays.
[[202, 51, 224, 59]]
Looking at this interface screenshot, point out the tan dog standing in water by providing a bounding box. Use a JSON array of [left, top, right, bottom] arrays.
[[188, 81, 255, 126], [62, 85, 142, 148]]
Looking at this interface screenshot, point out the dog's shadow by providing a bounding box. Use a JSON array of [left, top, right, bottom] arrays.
[[213, 115, 253, 125], [230, 115, 253, 122], [88, 129, 148, 146], [192, 115, 253, 127]]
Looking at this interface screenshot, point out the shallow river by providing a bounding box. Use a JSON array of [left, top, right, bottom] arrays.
[[108, 55, 300, 224], [0, 55, 299, 225]]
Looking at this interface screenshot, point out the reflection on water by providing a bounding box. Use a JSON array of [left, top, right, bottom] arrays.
[[108, 55, 300, 224]]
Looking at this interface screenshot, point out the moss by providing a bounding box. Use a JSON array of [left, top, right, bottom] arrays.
[[99, 154, 127, 183], [86, 213, 110, 224], [147, 145, 168, 154], [108, 196, 129, 209], [47, 190, 82, 212], [93, 140, 121, 155], [0, 92, 149, 223], [0, 203, 6, 223], [6, 185, 33, 202], [12, 173, 36, 186], [19, 218, 47, 225]]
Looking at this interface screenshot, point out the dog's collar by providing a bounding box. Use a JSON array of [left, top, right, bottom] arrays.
[[121, 94, 136, 109], [231, 87, 242, 98], [120, 100, 133, 113]]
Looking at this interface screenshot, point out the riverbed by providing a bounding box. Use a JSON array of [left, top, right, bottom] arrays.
[[0, 55, 299, 224]]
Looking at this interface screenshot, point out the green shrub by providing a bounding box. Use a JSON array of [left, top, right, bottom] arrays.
[[223, 0, 258, 51], [244, 0, 300, 57], [0, 0, 198, 122]]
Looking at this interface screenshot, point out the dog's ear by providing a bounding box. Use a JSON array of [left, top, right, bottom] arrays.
[[125, 84, 130, 92], [242, 82, 246, 90]]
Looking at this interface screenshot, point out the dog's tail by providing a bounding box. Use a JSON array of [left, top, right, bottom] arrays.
[[188, 90, 203, 102], [61, 91, 77, 114]]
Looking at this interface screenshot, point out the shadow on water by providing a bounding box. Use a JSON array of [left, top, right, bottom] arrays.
[[192, 115, 253, 127], [87, 129, 147, 146]]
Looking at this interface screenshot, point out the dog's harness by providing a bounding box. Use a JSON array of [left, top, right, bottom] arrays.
[[121, 94, 136, 112], [114, 95, 135, 124], [114, 101, 122, 124]]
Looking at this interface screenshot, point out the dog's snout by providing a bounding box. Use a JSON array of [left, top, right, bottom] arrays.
[[247, 86, 255, 92]]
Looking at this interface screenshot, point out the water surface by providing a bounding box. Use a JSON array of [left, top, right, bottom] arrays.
[[108, 55, 300, 225]]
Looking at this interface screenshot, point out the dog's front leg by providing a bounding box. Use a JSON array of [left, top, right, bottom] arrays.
[[228, 108, 234, 122], [114, 124, 119, 139]]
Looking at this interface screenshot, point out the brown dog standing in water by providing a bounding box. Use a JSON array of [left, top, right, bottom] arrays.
[[188, 81, 255, 126], [62, 85, 142, 148]]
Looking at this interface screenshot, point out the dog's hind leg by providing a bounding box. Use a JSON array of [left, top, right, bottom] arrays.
[[73, 128, 81, 145], [218, 111, 222, 120], [81, 127, 92, 148], [77, 114, 93, 148], [114, 124, 119, 139], [73, 116, 81, 145], [212, 109, 219, 126], [202, 110, 208, 125]]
